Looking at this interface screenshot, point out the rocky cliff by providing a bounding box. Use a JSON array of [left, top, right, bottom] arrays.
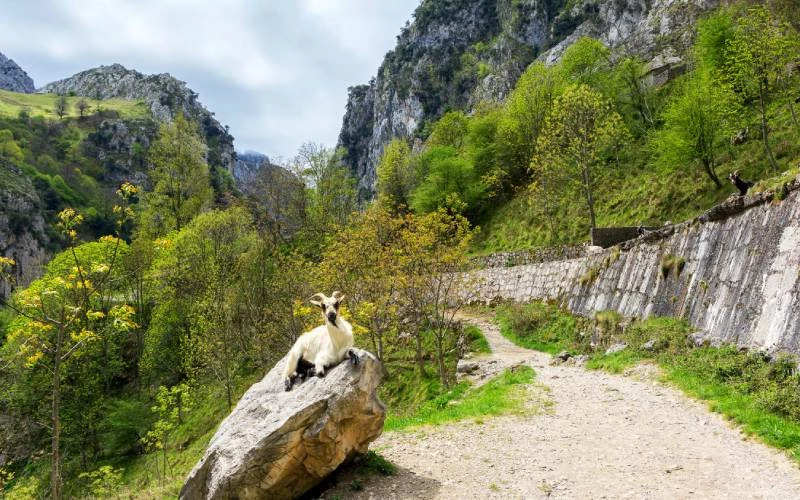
[[0, 161, 50, 298], [41, 64, 235, 174], [337, 0, 718, 199], [0, 52, 34, 93], [467, 177, 800, 354]]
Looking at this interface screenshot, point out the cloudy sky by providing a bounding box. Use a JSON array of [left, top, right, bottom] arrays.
[[0, 0, 419, 159]]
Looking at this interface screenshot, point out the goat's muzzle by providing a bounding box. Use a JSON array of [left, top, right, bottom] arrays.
[[327, 312, 337, 323]]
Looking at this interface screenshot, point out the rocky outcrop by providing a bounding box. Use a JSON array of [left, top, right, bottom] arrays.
[[180, 349, 385, 500], [337, 0, 718, 199], [467, 175, 800, 354], [0, 160, 50, 299], [0, 52, 34, 93], [41, 64, 235, 174]]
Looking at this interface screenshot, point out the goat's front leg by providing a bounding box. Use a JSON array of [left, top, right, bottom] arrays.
[[311, 355, 326, 378], [348, 348, 360, 366]]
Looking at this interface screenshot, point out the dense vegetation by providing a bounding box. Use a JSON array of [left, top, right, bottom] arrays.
[[0, 115, 484, 496], [2, 2, 800, 498], [494, 302, 800, 461], [375, 4, 800, 253]]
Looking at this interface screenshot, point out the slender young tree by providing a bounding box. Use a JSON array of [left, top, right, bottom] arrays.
[[531, 84, 628, 232]]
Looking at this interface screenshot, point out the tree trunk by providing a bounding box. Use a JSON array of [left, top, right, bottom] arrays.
[[582, 162, 597, 231], [759, 84, 779, 171], [415, 330, 426, 378], [703, 158, 723, 188], [51, 327, 64, 500], [435, 333, 447, 386]]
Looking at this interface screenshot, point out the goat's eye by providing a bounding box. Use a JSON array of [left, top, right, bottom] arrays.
[[320, 304, 325, 311], [334, 303, 339, 310]]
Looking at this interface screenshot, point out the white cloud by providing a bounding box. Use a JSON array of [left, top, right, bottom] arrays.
[[0, 0, 420, 157]]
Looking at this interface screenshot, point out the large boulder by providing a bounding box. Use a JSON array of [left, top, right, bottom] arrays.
[[180, 348, 385, 500]]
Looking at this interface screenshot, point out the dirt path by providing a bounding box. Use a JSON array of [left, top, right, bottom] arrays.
[[322, 315, 800, 499]]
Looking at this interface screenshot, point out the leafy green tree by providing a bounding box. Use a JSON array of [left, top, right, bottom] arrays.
[[0, 184, 138, 500], [427, 110, 469, 150], [141, 384, 193, 480], [0, 129, 23, 163], [410, 146, 485, 217], [652, 71, 739, 187], [558, 37, 613, 93], [376, 138, 414, 212], [496, 63, 564, 187], [725, 6, 796, 171], [140, 114, 212, 235], [531, 84, 628, 232]]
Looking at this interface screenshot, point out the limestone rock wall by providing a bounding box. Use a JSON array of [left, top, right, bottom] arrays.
[[468, 182, 800, 353]]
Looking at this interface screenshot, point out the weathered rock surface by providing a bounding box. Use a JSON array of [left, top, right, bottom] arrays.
[[0, 160, 49, 299], [41, 64, 235, 174], [180, 349, 385, 500], [338, 0, 717, 199], [0, 52, 34, 93], [466, 175, 800, 355]]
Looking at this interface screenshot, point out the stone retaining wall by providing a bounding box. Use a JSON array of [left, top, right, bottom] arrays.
[[466, 177, 800, 353]]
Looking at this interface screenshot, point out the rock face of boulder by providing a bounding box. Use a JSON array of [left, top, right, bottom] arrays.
[[180, 349, 385, 500]]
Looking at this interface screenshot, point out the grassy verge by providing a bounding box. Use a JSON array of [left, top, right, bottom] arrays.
[[494, 302, 800, 462], [494, 302, 581, 355], [384, 366, 536, 431]]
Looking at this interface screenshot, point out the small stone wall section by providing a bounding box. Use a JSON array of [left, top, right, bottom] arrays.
[[467, 177, 800, 353]]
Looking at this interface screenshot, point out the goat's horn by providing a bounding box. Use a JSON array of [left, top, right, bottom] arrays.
[[309, 293, 326, 305], [332, 291, 345, 301]]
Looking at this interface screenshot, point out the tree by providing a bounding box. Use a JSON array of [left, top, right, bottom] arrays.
[[495, 63, 564, 187], [0, 184, 137, 500], [725, 6, 795, 171], [376, 139, 414, 212], [139, 114, 212, 236], [54, 95, 68, 120], [75, 99, 89, 118], [531, 84, 628, 232], [653, 71, 739, 187], [409, 146, 485, 217], [0, 129, 24, 163], [141, 384, 193, 480]]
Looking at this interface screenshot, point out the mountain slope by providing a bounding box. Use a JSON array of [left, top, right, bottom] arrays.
[[337, 0, 718, 199], [0, 51, 34, 93], [41, 64, 235, 175]]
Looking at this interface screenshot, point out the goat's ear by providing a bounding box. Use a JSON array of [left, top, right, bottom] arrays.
[[309, 293, 326, 306], [332, 291, 346, 303]]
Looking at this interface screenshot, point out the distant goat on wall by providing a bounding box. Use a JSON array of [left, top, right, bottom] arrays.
[[282, 291, 359, 391]]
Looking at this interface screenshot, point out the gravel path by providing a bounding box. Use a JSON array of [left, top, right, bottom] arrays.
[[321, 315, 800, 499]]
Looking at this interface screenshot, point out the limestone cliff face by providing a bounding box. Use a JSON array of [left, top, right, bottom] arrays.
[[0, 161, 50, 298], [0, 52, 34, 93], [467, 177, 800, 354], [338, 0, 718, 199], [41, 64, 235, 175]]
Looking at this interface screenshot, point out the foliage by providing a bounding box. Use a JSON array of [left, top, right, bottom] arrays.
[[652, 70, 739, 187], [0, 89, 149, 120], [138, 114, 212, 236], [141, 384, 194, 479], [531, 84, 628, 231], [78, 465, 123, 498], [495, 302, 580, 355], [376, 138, 414, 211]]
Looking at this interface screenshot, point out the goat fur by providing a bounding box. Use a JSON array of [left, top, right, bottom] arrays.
[[283, 291, 357, 391]]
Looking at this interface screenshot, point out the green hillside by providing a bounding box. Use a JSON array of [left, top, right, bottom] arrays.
[[0, 89, 149, 120]]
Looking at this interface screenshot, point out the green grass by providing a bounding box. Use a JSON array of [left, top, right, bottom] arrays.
[[495, 304, 800, 463], [465, 324, 491, 354], [495, 302, 580, 355], [384, 366, 536, 431], [0, 89, 150, 120]]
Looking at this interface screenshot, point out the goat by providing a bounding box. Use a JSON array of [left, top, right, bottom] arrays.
[[729, 170, 754, 196], [283, 291, 359, 391]]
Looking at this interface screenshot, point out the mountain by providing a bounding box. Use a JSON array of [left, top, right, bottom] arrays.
[[337, 0, 718, 199], [41, 63, 235, 175], [0, 51, 35, 93]]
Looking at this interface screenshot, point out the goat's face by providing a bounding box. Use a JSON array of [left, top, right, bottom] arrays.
[[310, 291, 345, 325]]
